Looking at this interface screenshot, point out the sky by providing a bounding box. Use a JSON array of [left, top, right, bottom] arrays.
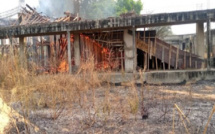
[[141, 0, 215, 35], [0, 0, 215, 35]]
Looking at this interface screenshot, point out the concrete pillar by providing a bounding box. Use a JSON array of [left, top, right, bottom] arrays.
[[1, 39, 6, 45], [213, 35, 215, 60], [123, 29, 136, 73], [132, 26, 137, 73], [32, 37, 38, 64], [40, 36, 44, 66], [19, 36, 27, 68], [67, 31, 72, 74], [74, 34, 81, 68], [196, 22, 205, 59], [207, 17, 212, 69]]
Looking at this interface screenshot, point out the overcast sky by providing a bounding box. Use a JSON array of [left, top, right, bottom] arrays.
[[0, 0, 214, 35]]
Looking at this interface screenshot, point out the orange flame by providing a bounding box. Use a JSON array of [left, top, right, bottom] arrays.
[[58, 60, 69, 72]]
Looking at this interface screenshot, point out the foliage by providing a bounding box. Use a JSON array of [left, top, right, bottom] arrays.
[[80, 0, 116, 19], [116, 0, 143, 15], [81, 0, 143, 19], [37, 0, 143, 19]]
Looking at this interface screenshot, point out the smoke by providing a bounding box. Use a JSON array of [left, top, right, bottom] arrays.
[[37, 0, 74, 18], [80, 0, 116, 19], [36, 0, 116, 19]]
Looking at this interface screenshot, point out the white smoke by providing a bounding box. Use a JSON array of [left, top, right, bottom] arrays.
[[37, 0, 74, 18]]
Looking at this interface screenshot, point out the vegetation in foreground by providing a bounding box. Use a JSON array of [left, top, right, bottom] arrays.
[[0, 55, 215, 134]]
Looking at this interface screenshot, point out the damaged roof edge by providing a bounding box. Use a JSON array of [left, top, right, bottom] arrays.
[[0, 9, 215, 39]]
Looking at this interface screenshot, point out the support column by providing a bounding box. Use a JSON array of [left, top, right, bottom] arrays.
[[19, 36, 27, 68], [196, 22, 205, 58], [40, 36, 44, 67], [67, 31, 72, 74], [74, 33, 81, 68], [123, 29, 136, 73], [207, 17, 212, 69], [196, 22, 205, 68], [132, 26, 137, 73], [33, 37, 38, 64]]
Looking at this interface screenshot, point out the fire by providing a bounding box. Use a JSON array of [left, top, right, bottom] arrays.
[[58, 60, 69, 73], [80, 34, 120, 71], [102, 48, 108, 53], [103, 61, 110, 69]]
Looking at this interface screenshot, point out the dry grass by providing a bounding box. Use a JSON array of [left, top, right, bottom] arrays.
[[0, 56, 105, 132], [0, 55, 215, 133]]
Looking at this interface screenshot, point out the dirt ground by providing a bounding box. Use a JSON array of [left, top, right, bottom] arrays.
[[6, 80, 215, 134]]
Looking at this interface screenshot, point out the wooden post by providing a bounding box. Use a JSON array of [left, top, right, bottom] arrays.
[[189, 41, 192, 68], [168, 45, 172, 69], [67, 31, 72, 74], [184, 52, 186, 69], [155, 38, 158, 70], [155, 57, 158, 70], [175, 47, 179, 69], [150, 41, 153, 59], [121, 50, 124, 72], [148, 40, 150, 71], [162, 46, 165, 70], [144, 53, 147, 71]]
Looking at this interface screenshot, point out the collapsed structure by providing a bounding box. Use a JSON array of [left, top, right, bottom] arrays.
[[0, 4, 215, 76]]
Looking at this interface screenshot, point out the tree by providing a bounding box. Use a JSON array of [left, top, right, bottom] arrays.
[[37, 0, 143, 19], [81, 0, 143, 19], [148, 26, 173, 39], [80, 0, 116, 19], [116, 0, 143, 15]]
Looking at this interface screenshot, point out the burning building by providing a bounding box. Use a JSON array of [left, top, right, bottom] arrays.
[[0, 3, 214, 76]]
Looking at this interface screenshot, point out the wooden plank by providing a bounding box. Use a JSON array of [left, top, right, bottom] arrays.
[[168, 45, 172, 69], [144, 53, 147, 71], [157, 42, 178, 54]]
